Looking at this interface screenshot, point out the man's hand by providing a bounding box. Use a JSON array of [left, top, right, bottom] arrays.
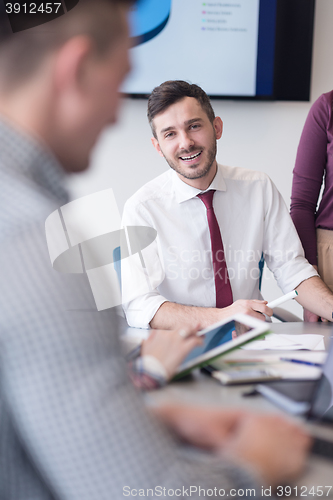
[[222, 414, 311, 486], [300, 267, 329, 322], [304, 308, 328, 323], [296, 275, 333, 321], [304, 308, 320, 322], [151, 404, 246, 449], [141, 327, 203, 380], [227, 299, 273, 321], [151, 405, 311, 486]]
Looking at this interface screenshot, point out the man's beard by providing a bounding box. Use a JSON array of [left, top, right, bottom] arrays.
[[162, 139, 217, 181]]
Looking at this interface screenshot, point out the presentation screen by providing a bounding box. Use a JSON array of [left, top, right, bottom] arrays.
[[123, 0, 315, 101]]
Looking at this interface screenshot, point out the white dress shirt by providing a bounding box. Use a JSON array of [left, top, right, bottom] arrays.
[[122, 164, 317, 328]]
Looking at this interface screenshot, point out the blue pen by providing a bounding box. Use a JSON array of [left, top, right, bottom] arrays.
[[280, 357, 323, 368]]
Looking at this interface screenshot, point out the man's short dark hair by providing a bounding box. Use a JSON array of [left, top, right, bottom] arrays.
[[0, 0, 134, 90], [147, 80, 216, 139]]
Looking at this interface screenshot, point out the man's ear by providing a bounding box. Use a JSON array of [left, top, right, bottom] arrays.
[[53, 36, 93, 95], [213, 117, 223, 140], [151, 137, 164, 158]]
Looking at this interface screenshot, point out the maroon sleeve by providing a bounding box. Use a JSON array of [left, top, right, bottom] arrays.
[[290, 93, 331, 265]]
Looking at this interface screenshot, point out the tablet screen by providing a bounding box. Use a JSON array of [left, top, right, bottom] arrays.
[[180, 320, 253, 366]]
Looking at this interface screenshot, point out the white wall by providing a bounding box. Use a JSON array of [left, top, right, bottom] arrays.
[[68, 0, 333, 319]]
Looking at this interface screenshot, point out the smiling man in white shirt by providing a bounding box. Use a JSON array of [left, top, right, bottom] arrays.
[[122, 80, 333, 329]]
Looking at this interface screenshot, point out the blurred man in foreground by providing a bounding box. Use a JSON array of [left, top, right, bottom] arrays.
[[0, 1, 310, 498]]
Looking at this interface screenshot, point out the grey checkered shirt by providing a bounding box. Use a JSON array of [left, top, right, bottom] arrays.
[[0, 117, 261, 499]]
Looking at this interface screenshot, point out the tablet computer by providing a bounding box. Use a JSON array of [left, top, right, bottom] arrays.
[[174, 314, 271, 380]]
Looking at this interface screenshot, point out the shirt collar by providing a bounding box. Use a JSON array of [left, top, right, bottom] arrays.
[[172, 163, 227, 204], [0, 116, 69, 206]]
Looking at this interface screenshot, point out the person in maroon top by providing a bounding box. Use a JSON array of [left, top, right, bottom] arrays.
[[291, 90, 333, 321]]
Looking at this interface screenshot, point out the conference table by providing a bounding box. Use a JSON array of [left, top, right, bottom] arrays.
[[125, 322, 333, 497]]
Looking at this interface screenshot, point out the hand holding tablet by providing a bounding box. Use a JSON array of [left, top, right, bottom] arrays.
[[174, 314, 271, 379]]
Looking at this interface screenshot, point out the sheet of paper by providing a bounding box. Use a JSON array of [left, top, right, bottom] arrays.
[[242, 334, 325, 351]]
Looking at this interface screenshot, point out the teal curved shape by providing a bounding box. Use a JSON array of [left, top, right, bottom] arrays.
[[129, 0, 171, 46]]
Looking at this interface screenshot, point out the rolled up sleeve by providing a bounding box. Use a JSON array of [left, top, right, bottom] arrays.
[[263, 177, 319, 292], [122, 199, 169, 328]]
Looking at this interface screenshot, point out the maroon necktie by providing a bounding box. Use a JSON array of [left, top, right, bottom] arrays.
[[197, 190, 233, 308]]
